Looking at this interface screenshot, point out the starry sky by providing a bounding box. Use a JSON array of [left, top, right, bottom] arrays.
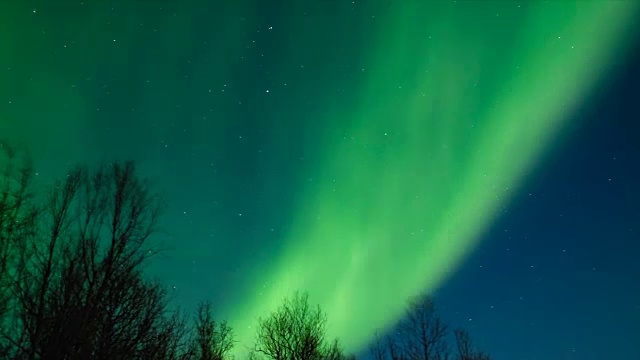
[[1, 1, 639, 359]]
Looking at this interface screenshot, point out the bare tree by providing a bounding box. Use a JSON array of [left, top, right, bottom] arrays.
[[370, 296, 495, 360], [323, 338, 354, 360], [0, 142, 38, 338], [382, 295, 449, 360], [188, 301, 234, 360], [2, 147, 494, 360], [369, 332, 384, 360], [387, 335, 407, 360], [453, 329, 491, 360], [453, 329, 472, 360], [254, 291, 351, 360], [1, 161, 191, 360]]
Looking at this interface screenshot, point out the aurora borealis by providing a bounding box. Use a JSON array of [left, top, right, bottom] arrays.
[[2, 1, 640, 359]]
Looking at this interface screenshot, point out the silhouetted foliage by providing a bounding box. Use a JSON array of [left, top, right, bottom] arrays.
[[0, 142, 40, 358], [323, 338, 355, 360], [371, 295, 492, 360], [395, 295, 448, 360], [253, 292, 352, 360], [370, 332, 386, 360], [453, 329, 491, 360], [0, 160, 192, 359], [188, 301, 235, 360], [0, 146, 35, 298], [0, 144, 494, 360]]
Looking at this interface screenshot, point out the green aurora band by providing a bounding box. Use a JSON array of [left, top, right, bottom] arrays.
[[228, 1, 639, 355]]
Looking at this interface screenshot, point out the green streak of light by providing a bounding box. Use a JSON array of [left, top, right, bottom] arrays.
[[229, 1, 638, 355]]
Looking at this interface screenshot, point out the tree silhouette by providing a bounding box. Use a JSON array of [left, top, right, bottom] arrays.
[[369, 332, 387, 360], [253, 291, 352, 360], [370, 296, 492, 360], [391, 295, 449, 360], [0, 143, 38, 334], [453, 329, 491, 360], [0, 144, 495, 360], [0, 161, 190, 359], [188, 301, 235, 360]]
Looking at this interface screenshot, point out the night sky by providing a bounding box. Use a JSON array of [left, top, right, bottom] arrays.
[[1, 1, 639, 359]]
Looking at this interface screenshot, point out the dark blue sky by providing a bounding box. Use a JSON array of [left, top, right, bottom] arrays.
[[425, 39, 640, 360]]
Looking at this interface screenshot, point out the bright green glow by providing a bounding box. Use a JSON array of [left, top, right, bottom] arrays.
[[229, 2, 638, 355]]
